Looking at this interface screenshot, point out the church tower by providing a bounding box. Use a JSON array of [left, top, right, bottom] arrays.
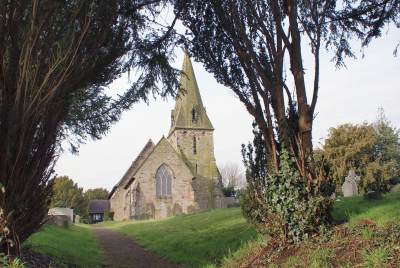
[[168, 53, 222, 209]]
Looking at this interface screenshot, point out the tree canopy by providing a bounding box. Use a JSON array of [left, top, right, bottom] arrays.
[[319, 108, 400, 194], [84, 188, 110, 201], [0, 0, 183, 252], [50, 176, 86, 216], [50, 177, 110, 223], [176, 0, 399, 243], [218, 162, 246, 197]]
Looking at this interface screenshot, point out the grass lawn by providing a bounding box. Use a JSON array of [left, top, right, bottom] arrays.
[[247, 191, 400, 267], [18, 190, 400, 267], [24, 223, 103, 267], [101, 207, 261, 268], [102, 192, 400, 268], [331, 192, 400, 225]]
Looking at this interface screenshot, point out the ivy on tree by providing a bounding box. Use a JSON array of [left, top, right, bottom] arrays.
[[176, 0, 399, 243]]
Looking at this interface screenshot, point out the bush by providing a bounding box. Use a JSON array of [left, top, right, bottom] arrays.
[[240, 147, 333, 244], [103, 211, 114, 222], [222, 186, 236, 197], [390, 184, 400, 194]]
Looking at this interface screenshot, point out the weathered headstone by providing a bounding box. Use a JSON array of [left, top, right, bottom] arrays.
[[48, 207, 74, 223], [47, 215, 69, 227], [342, 170, 360, 197], [364, 191, 382, 199], [187, 202, 200, 213], [172, 203, 182, 216], [159, 203, 168, 218]]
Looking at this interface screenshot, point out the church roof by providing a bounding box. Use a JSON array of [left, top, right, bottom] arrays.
[[168, 53, 213, 137], [108, 139, 155, 199], [88, 200, 110, 214]]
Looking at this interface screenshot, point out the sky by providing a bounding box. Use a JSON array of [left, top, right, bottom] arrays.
[[55, 25, 400, 191]]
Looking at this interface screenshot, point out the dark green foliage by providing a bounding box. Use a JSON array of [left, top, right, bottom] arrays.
[[51, 177, 113, 223], [0, 0, 182, 252], [176, 0, 397, 244], [50, 176, 86, 216], [222, 186, 236, 197], [84, 188, 109, 201], [103, 211, 114, 222], [320, 109, 400, 194], [240, 124, 333, 244]]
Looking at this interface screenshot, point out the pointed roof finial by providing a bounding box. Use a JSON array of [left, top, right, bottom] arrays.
[[168, 53, 213, 136]]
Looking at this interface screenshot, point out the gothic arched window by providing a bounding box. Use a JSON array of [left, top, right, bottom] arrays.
[[156, 164, 172, 196]]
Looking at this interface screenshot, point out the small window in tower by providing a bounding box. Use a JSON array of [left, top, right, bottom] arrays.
[[193, 135, 197, 155], [195, 164, 198, 173], [191, 108, 197, 123], [171, 115, 174, 127]]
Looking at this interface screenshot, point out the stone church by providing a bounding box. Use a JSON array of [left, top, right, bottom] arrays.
[[108, 54, 226, 221]]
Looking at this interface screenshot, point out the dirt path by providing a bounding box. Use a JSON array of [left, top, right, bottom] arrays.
[[92, 226, 177, 268]]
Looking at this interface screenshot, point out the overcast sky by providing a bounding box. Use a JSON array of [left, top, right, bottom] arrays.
[[55, 25, 400, 191]]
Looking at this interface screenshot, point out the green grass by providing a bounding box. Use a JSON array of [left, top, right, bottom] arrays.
[[310, 246, 334, 268], [24, 223, 103, 267], [331, 192, 400, 225], [362, 246, 393, 268], [18, 192, 400, 267], [101, 207, 260, 268]]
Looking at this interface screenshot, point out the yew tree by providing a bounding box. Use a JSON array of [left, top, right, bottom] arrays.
[[321, 109, 400, 194], [176, 0, 399, 242], [50, 176, 86, 216], [0, 0, 182, 253]]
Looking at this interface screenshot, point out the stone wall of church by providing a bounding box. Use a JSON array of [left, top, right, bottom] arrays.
[[168, 129, 224, 210], [110, 138, 198, 221]]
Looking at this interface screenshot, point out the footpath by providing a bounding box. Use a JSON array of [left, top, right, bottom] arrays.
[[92, 226, 177, 268]]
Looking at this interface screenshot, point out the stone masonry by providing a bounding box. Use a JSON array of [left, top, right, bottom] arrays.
[[109, 54, 226, 221]]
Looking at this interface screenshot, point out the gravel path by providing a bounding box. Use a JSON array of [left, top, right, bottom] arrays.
[[92, 225, 177, 268]]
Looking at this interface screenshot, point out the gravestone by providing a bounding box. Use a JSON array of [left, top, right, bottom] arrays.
[[342, 170, 360, 197], [159, 203, 168, 218], [187, 202, 200, 213], [172, 203, 182, 216], [48, 207, 74, 223], [364, 191, 382, 199]]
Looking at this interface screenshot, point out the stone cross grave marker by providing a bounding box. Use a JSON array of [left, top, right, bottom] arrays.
[[342, 170, 360, 197]]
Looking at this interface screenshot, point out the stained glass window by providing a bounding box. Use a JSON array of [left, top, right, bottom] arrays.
[[156, 164, 172, 195]]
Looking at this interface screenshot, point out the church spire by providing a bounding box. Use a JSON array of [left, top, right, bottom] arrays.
[[168, 53, 213, 136]]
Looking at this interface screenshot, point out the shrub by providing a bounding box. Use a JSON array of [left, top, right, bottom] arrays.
[[240, 144, 333, 244], [103, 211, 114, 222]]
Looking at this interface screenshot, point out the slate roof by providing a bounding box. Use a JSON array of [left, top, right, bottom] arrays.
[[168, 53, 214, 137], [108, 140, 156, 198], [88, 200, 110, 214]]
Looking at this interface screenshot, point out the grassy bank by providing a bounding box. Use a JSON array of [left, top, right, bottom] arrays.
[[331, 192, 400, 225], [102, 192, 400, 268], [17, 191, 400, 267], [101, 207, 260, 267], [247, 191, 400, 267], [24, 223, 103, 267]]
